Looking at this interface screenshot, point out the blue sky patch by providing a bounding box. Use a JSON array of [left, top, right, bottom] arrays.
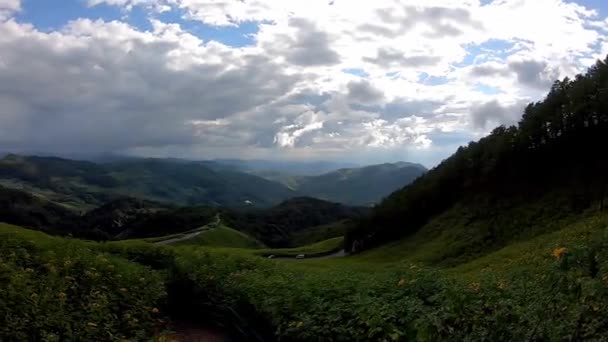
[[343, 68, 369, 78], [474, 83, 502, 95], [418, 72, 449, 86], [158, 9, 260, 47], [16, 0, 154, 31]]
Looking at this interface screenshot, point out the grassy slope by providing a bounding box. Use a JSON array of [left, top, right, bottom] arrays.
[[255, 236, 344, 257], [175, 225, 265, 249], [351, 196, 583, 266], [288, 219, 350, 246], [4, 213, 608, 341]]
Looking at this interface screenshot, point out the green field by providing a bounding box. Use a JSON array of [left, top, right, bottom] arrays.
[[255, 236, 344, 257], [174, 225, 265, 249], [3, 211, 608, 341]]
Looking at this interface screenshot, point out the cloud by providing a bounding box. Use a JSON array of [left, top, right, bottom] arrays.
[[0, 18, 299, 153], [508, 59, 560, 89], [469, 63, 511, 78], [346, 80, 384, 105], [1, 0, 607, 166], [364, 48, 441, 69], [470, 100, 528, 129], [274, 110, 325, 148], [279, 18, 340, 66], [0, 0, 20, 19]]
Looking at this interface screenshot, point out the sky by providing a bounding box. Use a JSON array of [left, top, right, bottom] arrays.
[[0, 0, 607, 167]]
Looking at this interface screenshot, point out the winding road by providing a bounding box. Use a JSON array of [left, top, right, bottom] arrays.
[[154, 231, 204, 245]]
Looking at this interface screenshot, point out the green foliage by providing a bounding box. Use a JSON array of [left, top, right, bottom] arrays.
[[348, 56, 608, 253], [4, 213, 608, 341], [288, 219, 352, 246], [0, 185, 79, 233], [0, 224, 167, 341], [256, 237, 344, 257], [0, 155, 297, 208], [265, 162, 426, 206], [164, 214, 608, 341], [224, 197, 367, 247]]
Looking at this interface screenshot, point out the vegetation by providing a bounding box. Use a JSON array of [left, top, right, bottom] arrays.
[[223, 197, 368, 247], [0, 224, 167, 341], [259, 162, 426, 206], [174, 225, 265, 249], [347, 56, 608, 255], [4, 212, 608, 341], [288, 219, 353, 246], [256, 237, 344, 257], [0, 185, 78, 233], [0, 155, 296, 208]]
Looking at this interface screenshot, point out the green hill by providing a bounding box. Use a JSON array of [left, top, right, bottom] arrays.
[[174, 225, 265, 249], [0, 155, 296, 208], [0, 185, 78, 234], [224, 197, 368, 247], [346, 56, 608, 263], [258, 162, 427, 206]]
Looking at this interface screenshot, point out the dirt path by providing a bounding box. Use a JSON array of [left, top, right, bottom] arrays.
[[154, 214, 222, 246]]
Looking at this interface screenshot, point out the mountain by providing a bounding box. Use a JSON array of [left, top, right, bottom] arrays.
[[208, 159, 360, 176], [346, 57, 608, 262], [0, 185, 78, 233], [71, 196, 367, 246], [0, 185, 367, 247], [224, 197, 369, 247], [0, 155, 297, 208], [288, 162, 427, 205], [78, 197, 170, 238]]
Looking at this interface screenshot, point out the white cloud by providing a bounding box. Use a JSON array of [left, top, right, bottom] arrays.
[[0, 0, 20, 19], [0, 0, 607, 165]]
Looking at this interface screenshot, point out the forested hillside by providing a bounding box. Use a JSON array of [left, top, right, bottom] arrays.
[[347, 57, 608, 254], [280, 162, 427, 205], [0, 155, 296, 208]]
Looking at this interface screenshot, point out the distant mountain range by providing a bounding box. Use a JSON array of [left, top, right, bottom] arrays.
[[269, 162, 427, 206], [204, 159, 361, 176], [0, 154, 426, 208], [0, 184, 366, 247]]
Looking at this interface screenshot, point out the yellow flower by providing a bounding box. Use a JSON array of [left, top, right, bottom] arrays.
[[552, 247, 567, 260], [64, 260, 71, 266], [58, 292, 67, 300]]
